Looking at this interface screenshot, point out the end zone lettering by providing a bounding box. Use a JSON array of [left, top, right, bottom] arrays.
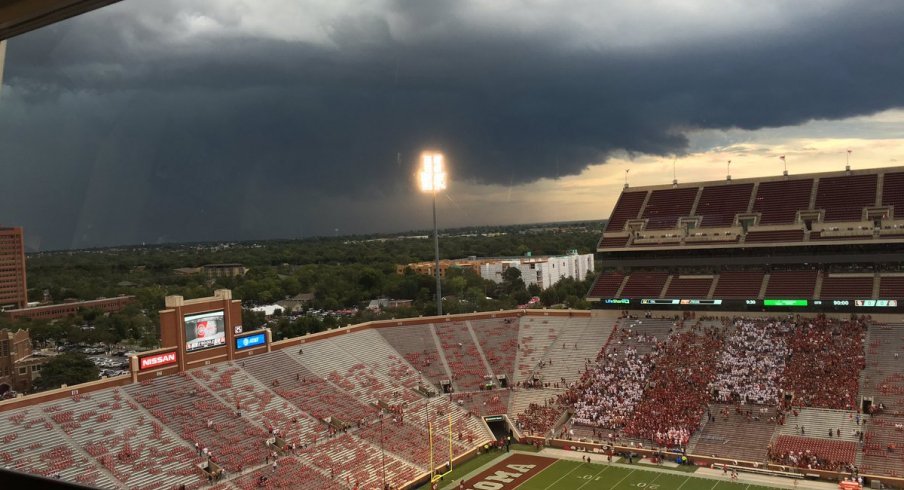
[[466, 464, 537, 490], [139, 352, 177, 370]]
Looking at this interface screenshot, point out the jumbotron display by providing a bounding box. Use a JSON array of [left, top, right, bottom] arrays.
[[184, 310, 226, 352]]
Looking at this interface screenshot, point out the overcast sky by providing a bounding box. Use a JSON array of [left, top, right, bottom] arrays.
[[2, 0, 904, 250]]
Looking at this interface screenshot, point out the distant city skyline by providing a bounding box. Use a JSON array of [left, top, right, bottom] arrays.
[[1, 1, 903, 250]]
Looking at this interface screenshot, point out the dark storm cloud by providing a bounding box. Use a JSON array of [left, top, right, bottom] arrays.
[[1, 1, 904, 248]]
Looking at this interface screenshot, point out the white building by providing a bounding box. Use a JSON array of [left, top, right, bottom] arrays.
[[479, 250, 594, 290]]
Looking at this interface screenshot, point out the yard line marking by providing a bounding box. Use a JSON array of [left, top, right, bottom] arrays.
[[675, 476, 691, 490], [606, 468, 635, 490], [573, 463, 611, 490], [709, 480, 720, 490], [541, 461, 586, 490]]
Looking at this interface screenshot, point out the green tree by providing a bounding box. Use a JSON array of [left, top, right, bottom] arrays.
[[34, 353, 100, 391]]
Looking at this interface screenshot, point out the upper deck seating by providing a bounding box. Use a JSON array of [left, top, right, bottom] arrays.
[[641, 187, 699, 230], [815, 174, 877, 221], [696, 183, 754, 227], [752, 179, 813, 225], [605, 191, 648, 233], [882, 171, 904, 214]]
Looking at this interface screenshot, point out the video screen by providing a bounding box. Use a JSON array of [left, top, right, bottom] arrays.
[[184, 310, 226, 352]]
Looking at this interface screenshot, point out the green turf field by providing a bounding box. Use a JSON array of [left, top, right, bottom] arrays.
[[517, 460, 783, 490]]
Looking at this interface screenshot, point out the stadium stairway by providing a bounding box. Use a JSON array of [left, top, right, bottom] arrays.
[[465, 320, 497, 380], [428, 323, 456, 388]]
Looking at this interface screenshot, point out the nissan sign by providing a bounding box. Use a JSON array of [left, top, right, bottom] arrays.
[[139, 351, 178, 370]]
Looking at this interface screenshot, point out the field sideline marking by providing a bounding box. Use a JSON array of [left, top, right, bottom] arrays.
[[573, 463, 612, 490], [539, 461, 586, 490], [606, 468, 636, 490]]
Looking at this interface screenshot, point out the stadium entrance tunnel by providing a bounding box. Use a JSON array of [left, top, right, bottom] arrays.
[[484, 415, 513, 440]]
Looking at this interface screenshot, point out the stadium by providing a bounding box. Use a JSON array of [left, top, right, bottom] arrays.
[[1, 165, 903, 489]]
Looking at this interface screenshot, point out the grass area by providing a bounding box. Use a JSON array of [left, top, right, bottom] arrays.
[[518, 460, 783, 490], [413, 450, 501, 490]]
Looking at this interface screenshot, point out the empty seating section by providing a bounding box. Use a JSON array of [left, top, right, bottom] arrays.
[[401, 397, 492, 460], [242, 350, 377, 428], [587, 271, 624, 298], [763, 270, 818, 298], [879, 276, 904, 298], [744, 230, 804, 244], [777, 408, 862, 444], [882, 171, 904, 214], [435, 321, 491, 391], [535, 317, 617, 387], [664, 277, 713, 298], [124, 374, 268, 474], [598, 235, 630, 248], [641, 187, 699, 230], [753, 179, 813, 225], [328, 328, 430, 393], [50, 389, 202, 488], [820, 275, 874, 299], [712, 271, 764, 298], [304, 433, 419, 488], [816, 174, 877, 221], [689, 405, 775, 462], [190, 363, 327, 446], [770, 435, 856, 470], [378, 324, 450, 388], [0, 407, 117, 488], [696, 183, 753, 227], [470, 318, 519, 379], [605, 191, 648, 233], [618, 272, 668, 298], [452, 390, 510, 417], [860, 414, 904, 477], [288, 337, 419, 407], [230, 456, 336, 490], [515, 316, 566, 382]]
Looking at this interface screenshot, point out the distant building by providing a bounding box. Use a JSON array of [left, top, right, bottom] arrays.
[[173, 264, 248, 278], [366, 298, 414, 311], [3, 296, 136, 321], [0, 226, 27, 310], [399, 250, 595, 290], [0, 329, 45, 395], [276, 292, 315, 313]]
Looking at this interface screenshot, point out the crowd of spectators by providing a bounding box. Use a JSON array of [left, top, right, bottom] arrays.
[[515, 399, 563, 436], [569, 329, 654, 428], [710, 318, 789, 405], [768, 445, 854, 472], [624, 328, 723, 447], [781, 316, 866, 410]]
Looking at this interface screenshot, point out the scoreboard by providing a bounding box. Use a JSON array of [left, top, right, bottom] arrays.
[[599, 297, 901, 312]]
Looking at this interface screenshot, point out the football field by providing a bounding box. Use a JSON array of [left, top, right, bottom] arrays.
[[461, 454, 785, 490]]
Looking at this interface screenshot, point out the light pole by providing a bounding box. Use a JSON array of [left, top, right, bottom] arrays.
[[419, 152, 447, 316]]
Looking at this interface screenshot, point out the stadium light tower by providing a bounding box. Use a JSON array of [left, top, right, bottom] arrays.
[[419, 152, 447, 316]]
